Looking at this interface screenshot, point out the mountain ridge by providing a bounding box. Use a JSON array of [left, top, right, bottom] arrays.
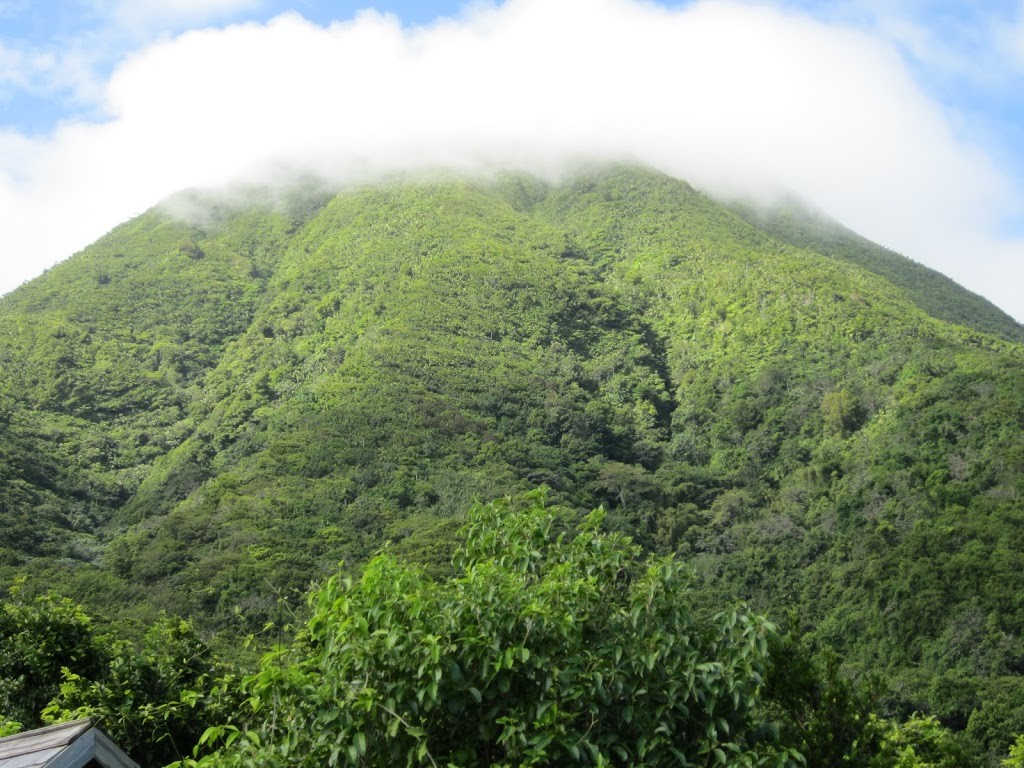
[[726, 194, 1024, 343]]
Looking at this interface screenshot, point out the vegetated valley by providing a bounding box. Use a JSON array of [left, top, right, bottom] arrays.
[[1, 165, 1023, 766]]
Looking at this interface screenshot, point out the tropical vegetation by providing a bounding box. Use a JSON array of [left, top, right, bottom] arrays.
[[1, 165, 1023, 765]]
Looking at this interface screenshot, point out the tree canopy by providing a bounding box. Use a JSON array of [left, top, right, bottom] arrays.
[[192, 491, 799, 768]]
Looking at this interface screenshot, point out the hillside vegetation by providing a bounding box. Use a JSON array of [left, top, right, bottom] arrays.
[[1, 165, 1023, 764], [728, 197, 1024, 344]]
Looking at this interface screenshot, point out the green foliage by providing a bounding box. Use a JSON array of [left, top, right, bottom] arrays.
[[728, 197, 1024, 344], [820, 389, 864, 436], [0, 582, 239, 766], [43, 617, 241, 767], [1003, 734, 1024, 767], [761, 621, 882, 767], [0, 583, 105, 727], [0, 164, 1023, 758], [0, 718, 19, 737], [868, 714, 965, 768], [195, 492, 799, 767], [961, 678, 1024, 766]]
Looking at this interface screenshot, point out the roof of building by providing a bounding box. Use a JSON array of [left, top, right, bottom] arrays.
[[0, 719, 138, 768]]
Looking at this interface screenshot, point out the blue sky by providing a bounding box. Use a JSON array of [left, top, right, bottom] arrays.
[[2, 0, 1024, 321]]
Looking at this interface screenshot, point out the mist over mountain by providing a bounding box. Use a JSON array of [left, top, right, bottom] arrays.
[[2, 165, 1023, 762], [5, 0, 1024, 325]]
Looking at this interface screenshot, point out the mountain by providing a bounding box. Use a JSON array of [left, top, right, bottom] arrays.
[[1, 165, 1023, 757], [727, 196, 1024, 344]]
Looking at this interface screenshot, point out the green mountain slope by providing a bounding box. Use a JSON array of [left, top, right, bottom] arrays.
[[728, 197, 1024, 343], [1, 165, 1023, 756]]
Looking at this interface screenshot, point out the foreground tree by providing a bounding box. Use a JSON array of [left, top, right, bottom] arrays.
[[0, 583, 237, 767], [0, 584, 105, 729], [194, 491, 800, 767], [43, 618, 239, 767]]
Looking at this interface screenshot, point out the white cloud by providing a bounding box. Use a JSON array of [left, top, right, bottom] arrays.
[[1, 0, 1022, 322]]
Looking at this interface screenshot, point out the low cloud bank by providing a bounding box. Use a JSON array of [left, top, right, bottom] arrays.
[[2, 0, 1022, 321]]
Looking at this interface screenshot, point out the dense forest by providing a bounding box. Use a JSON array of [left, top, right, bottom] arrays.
[[1, 165, 1023, 766]]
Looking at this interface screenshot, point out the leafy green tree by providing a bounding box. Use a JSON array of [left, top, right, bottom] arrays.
[[195, 491, 800, 767], [594, 460, 657, 507], [962, 679, 1024, 767], [1004, 735, 1024, 767], [867, 713, 965, 768], [0, 584, 106, 727], [761, 622, 883, 767], [43, 617, 241, 767], [819, 389, 863, 436]]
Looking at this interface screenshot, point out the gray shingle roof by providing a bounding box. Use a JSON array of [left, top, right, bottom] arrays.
[[0, 719, 138, 768]]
